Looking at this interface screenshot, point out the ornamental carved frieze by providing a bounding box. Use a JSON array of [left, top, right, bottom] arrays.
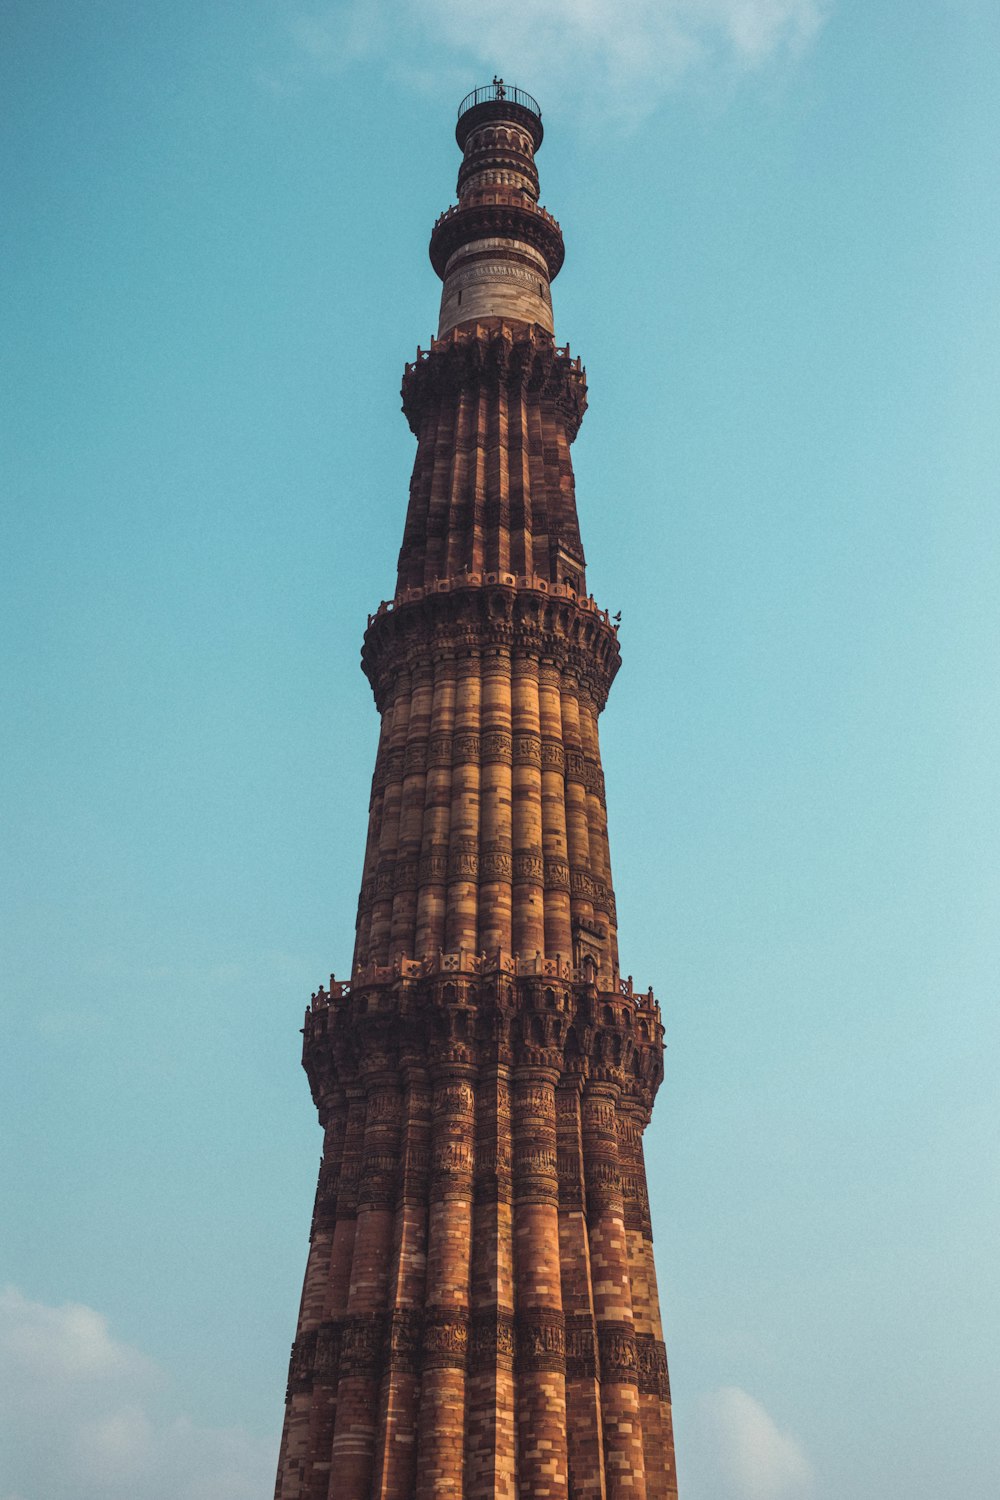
[[391, 858, 419, 892], [564, 1313, 599, 1380], [512, 1143, 558, 1178], [310, 1157, 340, 1232], [481, 730, 513, 762], [286, 1328, 317, 1395], [357, 1153, 400, 1209], [373, 747, 405, 789], [565, 749, 586, 782], [469, 1308, 515, 1371], [340, 1312, 385, 1380], [422, 1308, 469, 1370], [452, 731, 481, 762], [480, 850, 514, 881], [386, 1308, 423, 1375], [403, 741, 428, 774], [513, 731, 542, 764], [636, 1332, 671, 1400], [516, 1309, 566, 1372], [512, 1082, 555, 1116], [512, 853, 545, 884], [418, 848, 449, 884], [401, 1142, 431, 1203], [598, 1321, 640, 1385], [427, 733, 453, 765], [556, 1148, 585, 1209], [313, 1319, 342, 1384], [448, 841, 480, 880], [540, 739, 565, 771], [621, 1172, 652, 1233], [433, 1081, 476, 1115]]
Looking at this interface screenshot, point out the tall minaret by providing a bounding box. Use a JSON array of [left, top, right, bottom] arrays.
[[274, 84, 679, 1500]]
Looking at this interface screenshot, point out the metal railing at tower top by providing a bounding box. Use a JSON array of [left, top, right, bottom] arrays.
[[457, 82, 541, 120]]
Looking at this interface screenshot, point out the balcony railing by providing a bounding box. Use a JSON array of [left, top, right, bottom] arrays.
[[458, 82, 541, 120]]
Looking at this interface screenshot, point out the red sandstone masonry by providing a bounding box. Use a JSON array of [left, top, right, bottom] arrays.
[[275, 86, 678, 1500], [512, 1065, 569, 1500]]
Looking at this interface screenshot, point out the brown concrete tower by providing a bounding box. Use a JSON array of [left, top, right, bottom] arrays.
[[274, 83, 678, 1500]]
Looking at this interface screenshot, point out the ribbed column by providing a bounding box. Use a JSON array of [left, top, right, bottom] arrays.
[[582, 1082, 647, 1500], [512, 1062, 569, 1500], [415, 1063, 476, 1500], [304, 1094, 350, 1500], [374, 1058, 432, 1500], [577, 691, 616, 974], [561, 673, 597, 950], [466, 1062, 516, 1500], [391, 662, 433, 958], [397, 406, 431, 592], [556, 1074, 607, 1500], [548, 397, 584, 572], [445, 386, 475, 578], [511, 656, 545, 957], [370, 680, 412, 963], [619, 1102, 677, 1500], [508, 385, 533, 577], [539, 660, 572, 958], [425, 386, 459, 585], [525, 393, 551, 579], [478, 650, 514, 952], [354, 714, 392, 970], [285, 1085, 363, 1500], [446, 657, 481, 952], [328, 1058, 402, 1499], [276, 1090, 349, 1500], [486, 374, 511, 575], [470, 383, 488, 575], [415, 659, 456, 959]]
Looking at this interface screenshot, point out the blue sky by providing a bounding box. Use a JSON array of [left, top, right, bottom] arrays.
[[2, 2, 998, 1496]]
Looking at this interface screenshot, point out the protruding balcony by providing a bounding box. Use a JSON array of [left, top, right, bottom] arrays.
[[455, 79, 544, 150]]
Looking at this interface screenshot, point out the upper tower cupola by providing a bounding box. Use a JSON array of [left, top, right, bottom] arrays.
[[430, 81, 565, 337]]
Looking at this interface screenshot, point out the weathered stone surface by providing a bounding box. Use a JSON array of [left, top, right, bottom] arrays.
[[274, 84, 678, 1500]]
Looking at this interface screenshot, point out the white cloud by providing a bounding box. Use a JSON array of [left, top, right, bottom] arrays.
[[0, 1288, 275, 1500], [281, 0, 829, 122], [686, 1384, 815, 1500]]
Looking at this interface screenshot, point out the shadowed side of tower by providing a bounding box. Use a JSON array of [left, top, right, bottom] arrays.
[[274, 84, 679, 1500]]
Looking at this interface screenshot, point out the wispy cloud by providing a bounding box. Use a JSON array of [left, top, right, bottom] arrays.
[[279, 0, 829, 122], [686, 1384, 816, 1499], [0, 1288, 274, 1500]]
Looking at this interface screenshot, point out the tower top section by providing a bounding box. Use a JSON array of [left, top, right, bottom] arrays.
[[431, 81, 563, 339], [455, 83, 543, 150]]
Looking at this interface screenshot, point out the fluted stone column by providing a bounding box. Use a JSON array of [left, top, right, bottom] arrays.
[[329, 1059, 402, 1499], [466, 1061, 516, 1500], [415, 660, 456, 959], [583, 1081, 647, 1500], [374, 1058, 431, 1500], [619, 1102, 677, 1500], [512, 657, 545, 956], [479, 651, 514, 952], [446, 661, 482, 953], [557, 1073, 607, 1500], [415, 1063, 476, 1500], [512, 1059, 568, 1500]]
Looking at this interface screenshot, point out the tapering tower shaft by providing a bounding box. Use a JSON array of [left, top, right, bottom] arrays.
[[275, 84, 678, 1500]]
